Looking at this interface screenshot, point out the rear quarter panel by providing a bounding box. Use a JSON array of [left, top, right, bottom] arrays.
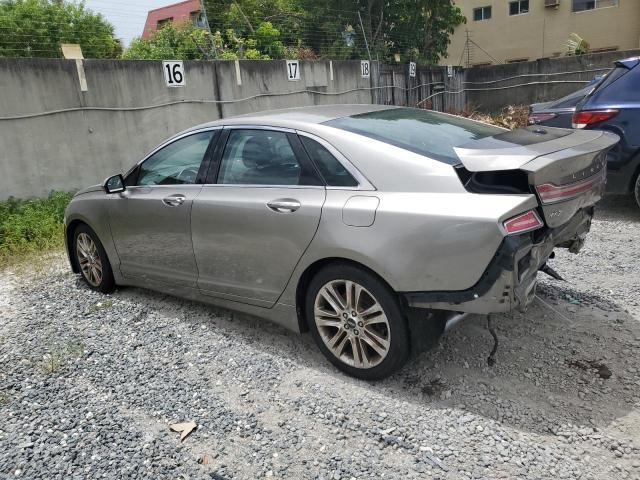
[[280, 189, 538, 304]]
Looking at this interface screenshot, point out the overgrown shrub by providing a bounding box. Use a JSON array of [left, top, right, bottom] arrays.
[[450, 104, 530, 130], [0, 191, 73, 265]]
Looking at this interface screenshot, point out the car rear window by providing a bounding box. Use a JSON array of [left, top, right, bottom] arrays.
[[324, 108, 504, 164], [587, 66, 629, 97]]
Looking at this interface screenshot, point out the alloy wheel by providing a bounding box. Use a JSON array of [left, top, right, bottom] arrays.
[[76, 232, 103, 287], [314, 279, 391, 369]]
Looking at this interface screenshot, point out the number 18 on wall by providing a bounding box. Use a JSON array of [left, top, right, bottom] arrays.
[[163, 60, 185, 87]]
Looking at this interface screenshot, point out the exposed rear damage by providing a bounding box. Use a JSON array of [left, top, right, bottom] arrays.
[[405, 207, 594, 314], [405, 126, 619, 315]]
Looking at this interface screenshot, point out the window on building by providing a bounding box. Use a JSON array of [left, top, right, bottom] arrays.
[[509, 0, 529, 15], [190, 11, 206, 28], [572, 0, 619, 11], [473, 6, 492, 21], [506, 58, 529, 63], [157, 17, 173, 29]]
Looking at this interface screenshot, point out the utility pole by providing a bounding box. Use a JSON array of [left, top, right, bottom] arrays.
[[465, 30, 471, 68], [198, 0, 214, 59], [357, 11, 375, 104]]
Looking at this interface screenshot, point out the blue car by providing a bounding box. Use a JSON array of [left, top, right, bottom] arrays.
[[573, 57, 640, 208]]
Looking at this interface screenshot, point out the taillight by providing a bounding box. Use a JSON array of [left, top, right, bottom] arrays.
[[528, 112, 557, 125], [572, 109, 619, 129], [503, 210, 544, 235], [536, 169, 606, 204]]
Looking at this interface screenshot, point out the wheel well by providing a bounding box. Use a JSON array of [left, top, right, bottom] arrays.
[[65, 219, 86, 273], [294, 257, 397, 333]]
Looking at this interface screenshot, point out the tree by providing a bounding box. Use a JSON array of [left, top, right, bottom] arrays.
[[123, 22, 214, 60], [0, 0, 121, 58], [205, 0, 465, 64], [122, 22, 280, 60]]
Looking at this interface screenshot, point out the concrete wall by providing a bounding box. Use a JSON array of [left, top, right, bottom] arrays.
[[464, 49, 640, 112], [0, 58, 375, 199], [445, 0, 640, 66]]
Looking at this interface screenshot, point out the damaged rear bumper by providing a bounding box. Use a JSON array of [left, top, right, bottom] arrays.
[[403, 208, 594, 314]]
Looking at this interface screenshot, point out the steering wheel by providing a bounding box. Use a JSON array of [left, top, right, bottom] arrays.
[[176, 167, 199, 183]]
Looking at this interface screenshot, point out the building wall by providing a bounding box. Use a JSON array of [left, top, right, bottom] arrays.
[[444, 0, 640, 66], [142, 0, 200, 39]]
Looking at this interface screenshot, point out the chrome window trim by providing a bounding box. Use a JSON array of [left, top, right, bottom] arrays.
[[295, 130, 376, 191], [223, 124, 297, 134], [200, 184, 325, 190], [123, 126, 223, 180]]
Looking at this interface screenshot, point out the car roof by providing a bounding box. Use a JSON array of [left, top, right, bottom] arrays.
[[184, 104, 399, 133]]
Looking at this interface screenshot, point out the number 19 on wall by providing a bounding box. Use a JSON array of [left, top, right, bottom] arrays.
[[163, 60, 185, 87]]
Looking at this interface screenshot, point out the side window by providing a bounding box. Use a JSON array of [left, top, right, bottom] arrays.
[[136, 131, 214, 186], [218, 129, 319, 186], [300, 136, 358, 187]]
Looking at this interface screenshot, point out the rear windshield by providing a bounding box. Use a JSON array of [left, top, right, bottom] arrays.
[[324, 108, 503, 164], [587, 66, 629, 97]]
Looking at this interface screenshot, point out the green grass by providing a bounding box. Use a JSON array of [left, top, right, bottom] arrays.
[[37, 341, 86, 375], [0, 192, 73, 267]]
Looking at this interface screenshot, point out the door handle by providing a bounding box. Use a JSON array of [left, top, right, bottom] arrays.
[[267, 199, 301, 213], [162, 194, 186, 207]]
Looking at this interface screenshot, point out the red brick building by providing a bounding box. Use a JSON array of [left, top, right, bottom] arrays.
[[141, 0, 204, 39]]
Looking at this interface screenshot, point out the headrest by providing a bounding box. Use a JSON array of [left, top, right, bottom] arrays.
[[242, 136, 271, 168]]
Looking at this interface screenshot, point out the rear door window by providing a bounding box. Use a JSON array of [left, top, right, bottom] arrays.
[[217, 129, 321, 186], [324, 108, 503, 165]]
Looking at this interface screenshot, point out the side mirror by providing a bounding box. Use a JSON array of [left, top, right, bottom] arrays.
[[104, 174, 125, 194]]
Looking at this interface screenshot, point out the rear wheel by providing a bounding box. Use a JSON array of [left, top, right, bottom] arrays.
[[305, 264, 411, 380], [634, 173, 640, 210], [73, 224, 116, 293]]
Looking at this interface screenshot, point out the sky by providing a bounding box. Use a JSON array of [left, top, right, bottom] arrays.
[[84, 0, 173, 46]]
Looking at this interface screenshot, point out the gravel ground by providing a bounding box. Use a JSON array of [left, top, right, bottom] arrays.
[[1, 196, 639, 480]]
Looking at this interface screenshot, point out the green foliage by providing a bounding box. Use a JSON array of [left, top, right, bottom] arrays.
[[0, 0, 121, 58], [205, 0, 465, 64], [123, 22, 215, 60], [566, 33, 590, 56], [123, 20, 285, 60], [0, 191, 73, 265]]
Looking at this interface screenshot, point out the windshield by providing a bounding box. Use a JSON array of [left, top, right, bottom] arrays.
[[324, 108, 504, 165]]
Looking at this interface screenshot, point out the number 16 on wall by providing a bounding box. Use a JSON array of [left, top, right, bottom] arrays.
[[163, 60, 185, 87]]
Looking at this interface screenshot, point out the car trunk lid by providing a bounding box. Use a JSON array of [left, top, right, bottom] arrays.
[[454, 126, 619, 227]]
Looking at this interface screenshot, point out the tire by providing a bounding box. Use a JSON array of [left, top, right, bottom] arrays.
[[305, 263, 411, 380], [635, 173, 640, 210], [73, 224, 116, 294]]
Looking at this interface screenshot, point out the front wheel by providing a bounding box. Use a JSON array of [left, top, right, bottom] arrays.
[[634, 173, 640, 210], [73, 224, 116, 293], [305, 264, 411, 380]]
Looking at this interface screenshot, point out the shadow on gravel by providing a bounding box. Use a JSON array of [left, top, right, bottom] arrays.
[[596, 195, 640, 223], [395, 291, 640, 436], [118, 281, 640, 438]]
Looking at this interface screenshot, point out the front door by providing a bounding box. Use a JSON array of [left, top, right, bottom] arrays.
[[191, 128, 326, 306], [109, 130, 216, 287]]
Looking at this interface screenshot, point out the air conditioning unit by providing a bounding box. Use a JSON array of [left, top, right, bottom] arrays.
[[545, 0, 560, 7]]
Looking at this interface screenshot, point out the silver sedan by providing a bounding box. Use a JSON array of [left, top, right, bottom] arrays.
[[65, 105, 618, 379]]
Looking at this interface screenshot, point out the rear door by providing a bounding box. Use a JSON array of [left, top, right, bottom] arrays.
[[109, 129, 218, 287], [191, 127, 326, 306]]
